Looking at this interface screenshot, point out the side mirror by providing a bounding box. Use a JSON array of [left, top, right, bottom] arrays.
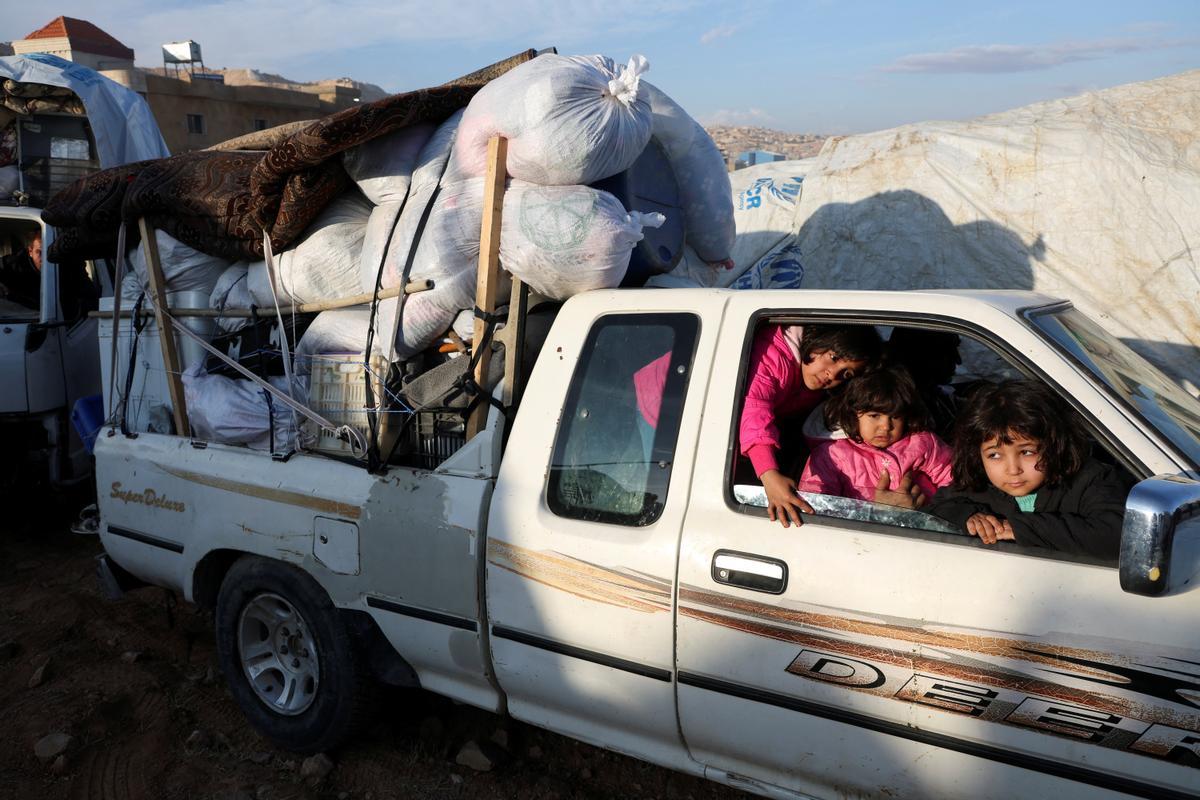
[[1120, 474, 1200, 596]]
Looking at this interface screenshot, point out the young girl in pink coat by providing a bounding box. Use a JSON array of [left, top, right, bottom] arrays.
[[798, 365, 953, 509], [738, 324, 882, 526]]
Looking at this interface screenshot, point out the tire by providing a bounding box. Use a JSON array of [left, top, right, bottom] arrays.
[[214, 556, 376, 753]]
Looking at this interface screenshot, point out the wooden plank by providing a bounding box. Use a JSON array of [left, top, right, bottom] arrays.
[[137, 218, 190, 438], [466, 136, 508, 440], [90, 278, 434, 320], [498, 277, 527, 407]]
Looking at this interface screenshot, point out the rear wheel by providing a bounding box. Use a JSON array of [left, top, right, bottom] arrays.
[[215, 557, 375, 753]]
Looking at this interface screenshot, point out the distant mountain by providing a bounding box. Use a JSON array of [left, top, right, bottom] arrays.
[[214, 68, 389, 102], [704, 125, 827, 161]]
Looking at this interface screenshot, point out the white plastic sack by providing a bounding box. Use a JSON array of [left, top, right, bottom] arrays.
[[789, 70, 1200, 388], [128, 229, 231, 300], [452, 53, 652, 186], [342, 123, 435, 204], [209, 262, 254, 333], [358, 201, 404, 293], [250, 190, 373, 306], [293, 305, 393, 374], [184, 363, 306, 451], [364, 111, 463, 294], [649, 159, 813, 289], [638, 78, 735, 262], [500, 181, 663, 299], [294, 289, 472, 368]]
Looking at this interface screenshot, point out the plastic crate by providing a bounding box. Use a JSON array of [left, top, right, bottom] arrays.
[[400, 410, 467, 470], [304, 354, 396, 457]]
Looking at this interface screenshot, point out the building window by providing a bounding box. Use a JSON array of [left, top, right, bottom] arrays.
[[186, 114, 205, 135], [253, 119, 268, 132]]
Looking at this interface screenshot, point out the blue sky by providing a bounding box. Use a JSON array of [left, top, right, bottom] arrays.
[[6, 1, 1199, 133]]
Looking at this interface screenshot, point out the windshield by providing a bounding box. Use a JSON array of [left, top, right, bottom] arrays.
[[1029, 306, 1200, 469]]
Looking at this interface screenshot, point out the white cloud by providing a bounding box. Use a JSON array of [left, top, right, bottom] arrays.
[[699, 24, 738, 45], [704, 107, 775, 126], [880, 35, 1194, 74]]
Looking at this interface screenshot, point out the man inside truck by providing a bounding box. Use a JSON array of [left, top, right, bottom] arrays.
[[0, 228, 41, 309]]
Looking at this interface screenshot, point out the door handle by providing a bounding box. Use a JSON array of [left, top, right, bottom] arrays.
[[712, 550, 788, 594]]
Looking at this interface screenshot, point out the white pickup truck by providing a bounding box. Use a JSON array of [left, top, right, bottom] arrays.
[[94, 288, 1200, 800]]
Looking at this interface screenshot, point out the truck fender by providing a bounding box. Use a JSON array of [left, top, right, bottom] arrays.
[[190, 549, 420, 689], [339, 609, 421, 689]]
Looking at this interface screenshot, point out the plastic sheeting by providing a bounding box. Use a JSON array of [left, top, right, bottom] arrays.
[[788, 70, 1200, 389], [0, 54, 169, 165]]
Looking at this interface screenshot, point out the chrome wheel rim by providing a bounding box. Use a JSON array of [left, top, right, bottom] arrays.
[[237, 592, 319, 716]]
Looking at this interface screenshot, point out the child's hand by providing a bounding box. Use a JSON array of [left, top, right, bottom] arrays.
[[966, 513, 1015, 544], [873, 469, 927, 509], [761, 470, 814, 528]]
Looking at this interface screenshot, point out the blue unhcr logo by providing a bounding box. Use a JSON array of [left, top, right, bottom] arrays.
[[736, 175, 804, 212], [733, 243, 805, 290]]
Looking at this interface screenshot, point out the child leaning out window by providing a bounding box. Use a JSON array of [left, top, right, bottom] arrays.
[[927, 380, 1129, 560]]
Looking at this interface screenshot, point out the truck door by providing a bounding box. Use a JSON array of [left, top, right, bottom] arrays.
[[674, 296, 1200, 800], [486, 296, 717, 764]]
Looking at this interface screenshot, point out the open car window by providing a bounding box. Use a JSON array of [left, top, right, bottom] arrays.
[[729, 316, 1136, 563]]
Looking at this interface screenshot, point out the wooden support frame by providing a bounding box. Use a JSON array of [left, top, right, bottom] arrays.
[[137, 218, 190, 437], [466, 136, 508, 440], [91, 279, 434, 320]]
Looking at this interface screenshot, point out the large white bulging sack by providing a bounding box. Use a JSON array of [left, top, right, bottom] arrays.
[[183, 363, 306, 451], [363, 111, 464, 293], [342, 123, 436, 204], [209, 262, 254, 333], [358, 201, 405, 292], [251, 190, 373, 306], [499, 180, 663, 299], [639, 79, 734, 263], [127, 229, 231, 299], [452, 53, 653, 186], [293, 304, 394, 374]]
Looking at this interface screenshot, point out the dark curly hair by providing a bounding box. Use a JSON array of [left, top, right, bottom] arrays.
[[950, 380, 1088, 492], [799, 324, 883, 368], [825, 365, 931, 442]]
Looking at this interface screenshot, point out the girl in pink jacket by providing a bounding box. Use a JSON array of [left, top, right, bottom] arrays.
[[798, 365, 953, 508], [738, 324, 882, 526]]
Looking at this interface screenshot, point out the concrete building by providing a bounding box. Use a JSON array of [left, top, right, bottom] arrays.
[[12, 17, 364, 154], [104, 68, 361, 153], [12, 16, 134, 72], [737, 150, 787, 168]]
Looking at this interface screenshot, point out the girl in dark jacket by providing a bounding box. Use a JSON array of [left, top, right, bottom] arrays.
[[928, 380, 1129, 561]]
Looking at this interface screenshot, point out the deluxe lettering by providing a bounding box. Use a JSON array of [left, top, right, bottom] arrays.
[[110, 482, 186, 513]]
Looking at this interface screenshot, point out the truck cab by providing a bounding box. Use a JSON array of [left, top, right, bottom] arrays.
[[94, 288, 1200, 799], [0, 204, 106, 488]]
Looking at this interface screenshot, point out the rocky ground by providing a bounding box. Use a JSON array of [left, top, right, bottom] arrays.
[[0, 491, 749, 800]]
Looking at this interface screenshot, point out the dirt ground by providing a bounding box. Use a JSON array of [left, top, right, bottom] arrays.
[[0, 493, 749, 800]]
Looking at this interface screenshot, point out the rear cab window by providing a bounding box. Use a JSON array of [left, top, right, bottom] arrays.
[[547, 313, 699, 526]]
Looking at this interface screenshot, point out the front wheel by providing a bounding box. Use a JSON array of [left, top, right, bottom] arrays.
[[215, 557, 375, 753]]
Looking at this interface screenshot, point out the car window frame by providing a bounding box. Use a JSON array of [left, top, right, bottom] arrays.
[[722, 307, 1150, 568]]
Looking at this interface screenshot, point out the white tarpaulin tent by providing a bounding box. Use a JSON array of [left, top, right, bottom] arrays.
[[672, 70, 1200, 390], [0, 54, 169, 165]]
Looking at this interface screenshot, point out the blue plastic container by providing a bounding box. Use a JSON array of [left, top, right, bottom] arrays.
[[71, 394, 105, 454]]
